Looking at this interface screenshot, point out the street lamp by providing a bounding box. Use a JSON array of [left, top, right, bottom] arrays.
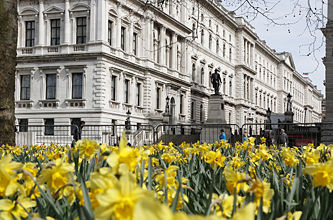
[[125, 110, 131, 130], [165, 96, 170, 114]]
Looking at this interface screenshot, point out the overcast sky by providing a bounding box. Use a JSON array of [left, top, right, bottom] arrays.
[[223, 0, 327, 95]]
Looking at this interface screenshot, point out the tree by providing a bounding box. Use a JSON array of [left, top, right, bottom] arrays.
[[0, 0, 17, 145]]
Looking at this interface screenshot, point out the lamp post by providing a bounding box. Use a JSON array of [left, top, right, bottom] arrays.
[[165, 96, 170, 114], [125, 110, 131, 130]]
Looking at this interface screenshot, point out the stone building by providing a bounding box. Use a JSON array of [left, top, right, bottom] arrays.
[[15, 0, 323, 130]]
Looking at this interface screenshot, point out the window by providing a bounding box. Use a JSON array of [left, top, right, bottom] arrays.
[[200, 104, 203, 122], [223, 78, 226, 94], [51, 19, 60, 46], [25, 21, 35, 47], [191, 102, 195, 120], [72, 73, 83, 99], [108, 20, 113, 45], [209, 20, 211, 27], [229, 48, 232, 62], [192, 23, 196, 38], [192, 63, 196, 82], [201, 67, 204, 85], [180, 94, 183, 114], [121, 26, 126, 51], [223, 43, 226, 57], [111, 75, 116, 101], [229, 81, 232, 96], [44, 118, 54, 135], [124, 79, 130, 103], [76, 17, 87, 44], [136, 82, 141, 106], [19, 119, 28, 132], [156, 87, 161, 109], [216, 39, 219, 54], [201, 29, 204, 45], [201, 13, 204, 22], [46, 74, 56, 99], [133, 32, 137, 55], [71, 118, 81, 135], [20, 75, 30, 100], [209, 34, 212, 50]]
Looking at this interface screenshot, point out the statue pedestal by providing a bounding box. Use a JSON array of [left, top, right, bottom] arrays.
[[200, 95, 229, 143], [206, 95, 227, 124]]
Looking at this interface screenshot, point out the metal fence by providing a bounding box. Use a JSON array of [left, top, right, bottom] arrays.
[[241, 122, 327, 146], [155, 124, 241, 145], [15, 124, 155, 146], [14, 122, 333, 147]]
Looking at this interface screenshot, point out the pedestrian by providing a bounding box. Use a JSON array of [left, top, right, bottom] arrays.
[[243, 132, 248, 142], [72, 121, 85, 148], [279, 129, 288, 147], [219, 129, 227, 141]]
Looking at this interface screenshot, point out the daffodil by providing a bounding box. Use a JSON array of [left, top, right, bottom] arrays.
[[0, 197, 36, 220], [76, 138, 100, 159], [38, 159, 74, 193], [304, 160, 333, 191]]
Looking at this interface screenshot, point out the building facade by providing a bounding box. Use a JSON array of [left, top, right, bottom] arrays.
[[15, 0, 323, 130]]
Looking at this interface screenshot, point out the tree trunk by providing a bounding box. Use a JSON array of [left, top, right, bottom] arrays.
[[0, 0, 17, 145]]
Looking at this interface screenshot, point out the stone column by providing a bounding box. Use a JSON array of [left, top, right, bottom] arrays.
[[38, 0, 45, 46], [64, 0, 70, 44], [171, 32, 177, 70], [160, 26, 166, 66], [96, 0, 106, 42], [89, 0, 96, 42], [116, 15, 121, 50], [128, 22, 134, 55]]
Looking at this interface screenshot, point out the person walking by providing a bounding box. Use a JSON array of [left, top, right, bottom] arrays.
[[243, 132, 248, 142], [219, 129, 227, 141], [72, 121, 85, 147], [279, 129, 288, 147]]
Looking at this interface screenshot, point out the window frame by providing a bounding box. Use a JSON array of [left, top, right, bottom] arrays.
[[108, 20, 113, 46], [124, 79, 130, 104], [121, 26, 126, 51], [44, 118, 54, 136], [111, 75, 116, 101], [76, 17, 87, 44], [20, 75, 31, 100], [25, 20, 35, 47], [46, 74, 57, 100], [50, 19, 61, 46], [72, 73, 83, 99]]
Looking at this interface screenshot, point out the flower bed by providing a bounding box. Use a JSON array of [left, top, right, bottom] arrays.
[[0, 134, 333, 220]]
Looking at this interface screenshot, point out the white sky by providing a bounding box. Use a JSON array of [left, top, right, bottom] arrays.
[[223, 0, 327, 95]]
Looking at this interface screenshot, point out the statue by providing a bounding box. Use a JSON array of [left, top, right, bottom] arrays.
[[286, 93, 292, 112], [211, 69, 222, 95]]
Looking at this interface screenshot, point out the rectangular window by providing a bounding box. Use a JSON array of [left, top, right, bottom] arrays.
[[111, 75, 116, 101], [76, 17, 87, 44], [19, 119, 28, 132], [124, 79, 130, 103], [121, 26, 126, 51], [156, 87, 160, 109], [25, 21, 35, 47], [20, 75, 31, 100], [136, 82, 141, 106], [44, 118, 54, 135], [133, 32, 137, 55], [51, 19, 60, 45], [108, 20, 113, 45], [46, 74, 56, 99], [71, 118, 81, 135], [72, 73, 83, 99], [180, 94, 183, 114]]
